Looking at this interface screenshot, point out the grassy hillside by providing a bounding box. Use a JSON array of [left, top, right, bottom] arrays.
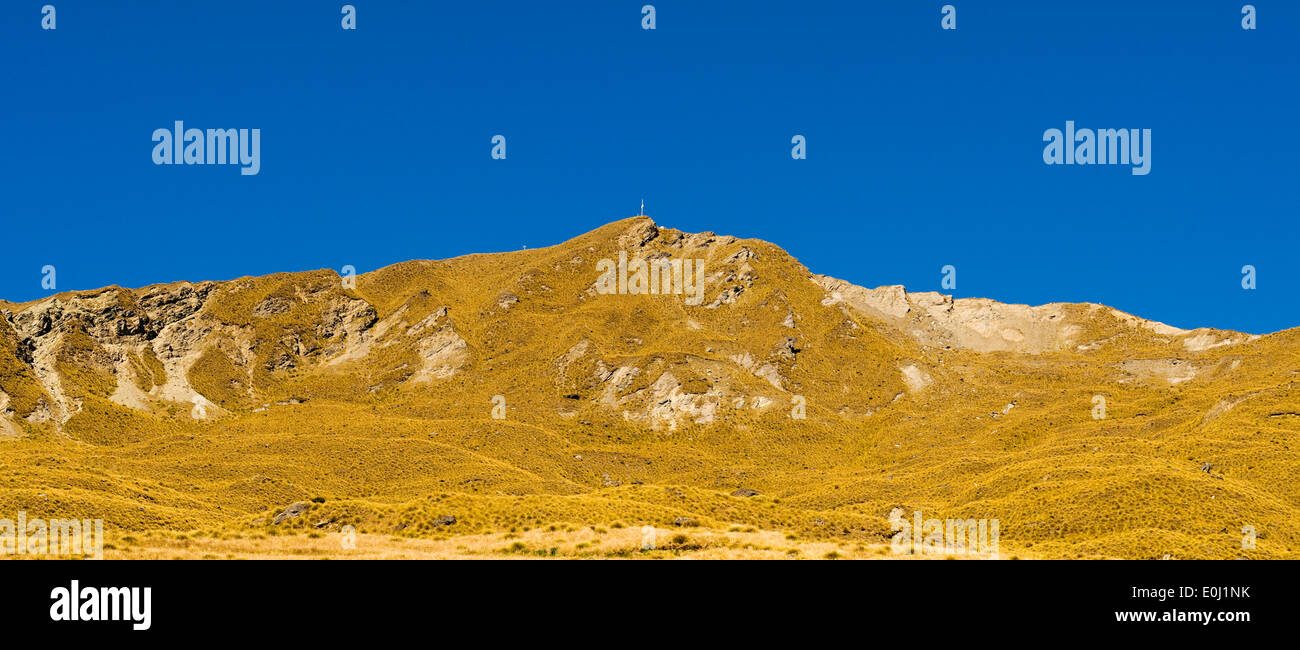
[[1, 217, 1296, 559]]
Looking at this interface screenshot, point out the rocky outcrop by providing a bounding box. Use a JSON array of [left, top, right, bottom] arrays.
[[814, 276, 1086, 353], [812, 274, 1239, 355], [272, 502, 311, 525], [1, 283, 219, 423]]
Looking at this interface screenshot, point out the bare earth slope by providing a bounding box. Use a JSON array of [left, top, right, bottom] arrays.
[[2, 217, 1297, 559]]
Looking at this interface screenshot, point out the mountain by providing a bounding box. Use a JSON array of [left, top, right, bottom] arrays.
[[2, 217, 1297, 559]]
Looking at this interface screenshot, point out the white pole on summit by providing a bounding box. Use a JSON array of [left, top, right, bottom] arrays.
[[640, 199, 645, 216]]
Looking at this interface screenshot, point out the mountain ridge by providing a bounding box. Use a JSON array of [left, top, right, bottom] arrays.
[[0, 215, 1265, 341]]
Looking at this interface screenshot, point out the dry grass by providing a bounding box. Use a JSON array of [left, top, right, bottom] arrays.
[[101, 527, 986, 560], [2, 217, 1298, 560]]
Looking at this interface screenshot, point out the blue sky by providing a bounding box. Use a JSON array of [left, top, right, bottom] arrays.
[[1, 1, 1295, 334]]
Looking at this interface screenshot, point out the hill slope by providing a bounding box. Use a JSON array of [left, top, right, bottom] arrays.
[[2, 217, 1297, 559]]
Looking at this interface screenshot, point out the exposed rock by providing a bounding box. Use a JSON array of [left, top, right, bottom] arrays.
[[729, 352, 756, 370], [813, 274, 1190, 354], [619, 219, 660, 248], [772, 337, 800, 363], [706, 285, 745, 309], [600, 365, 642, 405], [754, 364, 784, 390], [0, 410, 19, 439], [1181, 329, 1255, 352], [409, 328, 470, 382], [272, 502, 311, 525], [496, 291, 520, 310], [900, 365, 932, 392]]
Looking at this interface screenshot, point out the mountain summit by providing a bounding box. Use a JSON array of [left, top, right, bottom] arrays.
[[2, 217, 1296, 559]]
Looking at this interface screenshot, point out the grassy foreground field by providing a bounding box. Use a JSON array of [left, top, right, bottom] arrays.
[[103, 527, 908, 561]]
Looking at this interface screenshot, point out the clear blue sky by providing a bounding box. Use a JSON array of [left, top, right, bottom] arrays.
[[2, 1, 1295, 334]]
